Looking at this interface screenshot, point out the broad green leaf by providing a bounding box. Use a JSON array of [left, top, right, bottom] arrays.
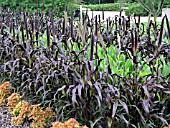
[[119, 54, 125, 61], [119, 61, 125, 68], [162, 65, 170, 77], [112, 55, 117, 62], [119, 69, 125, 76], [112, 68, 119, 74], [139, 65, 151, 77], [125, 59, 133, 73]]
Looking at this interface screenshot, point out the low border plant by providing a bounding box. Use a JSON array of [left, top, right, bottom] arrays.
[[0, 82, 88, 128], [0, 82, 14, 105], [51, 118, 88, 128]]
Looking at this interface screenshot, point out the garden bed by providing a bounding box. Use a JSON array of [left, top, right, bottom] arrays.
[[0, 6, 170, 128]]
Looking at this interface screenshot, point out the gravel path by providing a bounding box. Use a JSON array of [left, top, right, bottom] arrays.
[[0, 106, 30, 128]]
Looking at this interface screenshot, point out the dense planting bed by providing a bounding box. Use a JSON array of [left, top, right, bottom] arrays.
[[0, 6, 170, 128]]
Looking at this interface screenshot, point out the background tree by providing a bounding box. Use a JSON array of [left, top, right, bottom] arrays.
[[136, 0, 164, 22]]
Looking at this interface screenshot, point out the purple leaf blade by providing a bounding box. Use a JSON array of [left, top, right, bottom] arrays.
[[72, 87, 78, 108], [112, 100, 118, 118], [119, 100, 129, 115], [142, 99, 150, 114]]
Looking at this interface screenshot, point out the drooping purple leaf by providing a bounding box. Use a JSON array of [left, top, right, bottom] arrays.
[[112, 100, 118, 118], [142, 86, 150, 98], [119, 99, 129, 115], [153, 114, 168, 125], [142, 99, 150, 114], [72, 87, 78, 108]]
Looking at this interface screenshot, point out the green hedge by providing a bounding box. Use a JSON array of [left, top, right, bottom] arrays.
[[83, 3, 123, 11], [0, 0, 79, 17], [164, 5, 170, 8], [83, 3, 148, 16], [125, 3, 148, 16]]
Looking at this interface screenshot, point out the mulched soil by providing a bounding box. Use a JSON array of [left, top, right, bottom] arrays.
[[0, 106, 30, 128]]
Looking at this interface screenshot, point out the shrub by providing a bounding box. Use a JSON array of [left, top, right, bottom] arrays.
[[83, 3, 122, 11], [11, 101, 31, 126], [28, 104, 54, 128], [125, 3, 148, 16], [0, 0, 77, 17], [0, 82, 13, 105], [7, 93, 22, 113], [12, 100, 29, 117], [51, 118, 88, 128]]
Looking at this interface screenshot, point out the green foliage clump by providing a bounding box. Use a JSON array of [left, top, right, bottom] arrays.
[[0, 0, 78, 17], [125, 3, 148, 16], [164, 0, 170, 8], [83, 3, 122, 11]]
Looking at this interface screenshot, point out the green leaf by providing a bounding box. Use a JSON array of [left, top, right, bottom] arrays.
[[162, 65, 170, 77], [139, 65, 151, 77], [157, 93, 161, 101], [119, 61, 125, 68], [119, 69, 125, 76], [119, 54, 125, 61], [160, 55, 165, 63], [112, 68, 119, 74], [125, 59, 133, 73]]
